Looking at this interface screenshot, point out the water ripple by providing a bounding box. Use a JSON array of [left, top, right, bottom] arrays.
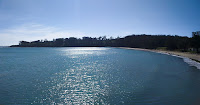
[[38, 61, 109, 104]]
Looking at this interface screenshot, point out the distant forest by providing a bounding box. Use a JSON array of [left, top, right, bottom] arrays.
[[11, 34, 200, 53]]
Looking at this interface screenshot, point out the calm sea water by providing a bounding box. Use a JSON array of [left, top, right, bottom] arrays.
[[1, 47, 200, 105]]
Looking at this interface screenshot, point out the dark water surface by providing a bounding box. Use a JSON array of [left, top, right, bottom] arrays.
[[0, 47, 200, 105]]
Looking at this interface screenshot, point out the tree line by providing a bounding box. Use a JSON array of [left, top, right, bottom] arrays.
[[10, 34, 200, 53]]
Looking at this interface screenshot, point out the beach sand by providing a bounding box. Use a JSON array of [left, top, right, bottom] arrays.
[[119, 47, 200, 62]]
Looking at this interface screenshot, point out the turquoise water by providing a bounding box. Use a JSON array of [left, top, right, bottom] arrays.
[[1, 47, 200, 105]]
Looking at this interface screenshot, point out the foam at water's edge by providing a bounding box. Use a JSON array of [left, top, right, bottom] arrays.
[[155, 51, 200, 70], [182, 57, 200, 69]]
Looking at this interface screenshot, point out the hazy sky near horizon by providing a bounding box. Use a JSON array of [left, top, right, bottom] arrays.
[[0, 0, 200, 46]]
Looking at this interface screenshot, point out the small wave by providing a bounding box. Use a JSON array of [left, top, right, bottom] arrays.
[[155, 51, 200, 70], [182, 57, 200, 69], [170, 55, 200, 70]]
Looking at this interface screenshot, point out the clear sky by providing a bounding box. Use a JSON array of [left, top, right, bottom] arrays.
[[0, 0, 199, 46]]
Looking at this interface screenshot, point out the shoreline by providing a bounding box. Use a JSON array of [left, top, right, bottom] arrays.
[[119, 47, 200, 69], [119, 47, 200, 62]]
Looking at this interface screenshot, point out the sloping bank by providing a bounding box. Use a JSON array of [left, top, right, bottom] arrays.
[[119, 47, 200, 69]]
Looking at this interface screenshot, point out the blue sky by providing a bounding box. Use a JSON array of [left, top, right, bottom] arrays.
[[0, 0, 199, 46]]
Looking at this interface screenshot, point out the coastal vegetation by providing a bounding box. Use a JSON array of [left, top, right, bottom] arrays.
[[11, 34, 200, 53]]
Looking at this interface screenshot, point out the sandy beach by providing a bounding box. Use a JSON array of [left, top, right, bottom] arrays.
[[119, 47, 200, 62]]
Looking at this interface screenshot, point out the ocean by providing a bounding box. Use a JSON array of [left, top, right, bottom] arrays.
[[1, 47, 200, 105]]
